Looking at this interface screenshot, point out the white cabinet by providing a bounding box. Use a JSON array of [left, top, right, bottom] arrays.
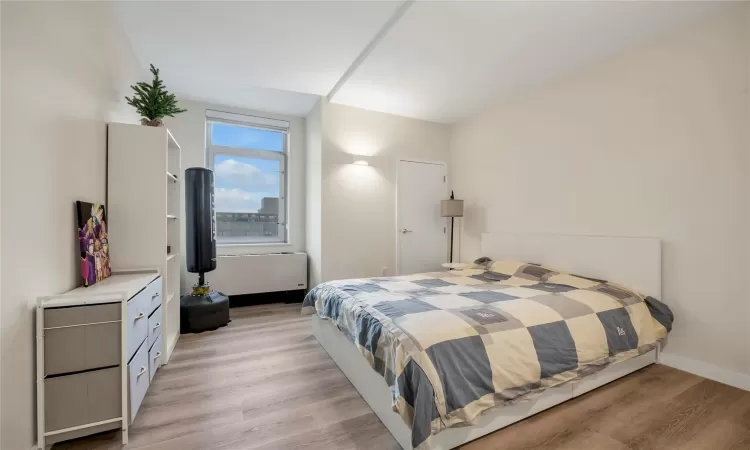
[[36, 271, 161, 448], [107, 123, 181, 363]]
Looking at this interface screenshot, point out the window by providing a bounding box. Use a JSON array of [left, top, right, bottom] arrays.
[[206, 110, 289, 244]]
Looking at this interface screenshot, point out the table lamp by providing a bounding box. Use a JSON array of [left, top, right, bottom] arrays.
[[441, 191, 464, 263]]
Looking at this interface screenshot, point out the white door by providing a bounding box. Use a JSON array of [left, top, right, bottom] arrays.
[[397, 160, 447, 275]]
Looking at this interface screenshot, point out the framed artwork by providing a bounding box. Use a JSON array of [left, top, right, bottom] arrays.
[[76, 201, 111, 287]]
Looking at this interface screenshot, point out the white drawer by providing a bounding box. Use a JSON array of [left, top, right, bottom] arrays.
[[126, 288, 150, 362], [147, 277, 163, 315], [149, 333, 163, 383], [128, 338, 149, 423], [148, 305, 163, 348]]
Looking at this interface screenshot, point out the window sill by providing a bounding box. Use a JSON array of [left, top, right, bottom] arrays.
[[217, 242, 294, 257], [217, 242, 289, 247]]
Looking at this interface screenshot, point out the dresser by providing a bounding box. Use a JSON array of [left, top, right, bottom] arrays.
[[36, 270, 164, 448]]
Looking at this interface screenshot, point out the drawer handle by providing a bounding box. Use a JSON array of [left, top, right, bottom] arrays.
[[136, 366, 147, 378], [152, 293, 160, 300], [135, 312, 146, 321], [154, 351, 162, 359], [153, 322, 161, 330]]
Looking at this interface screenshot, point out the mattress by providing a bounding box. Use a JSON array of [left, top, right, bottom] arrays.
[[302, 260, 673, 450]]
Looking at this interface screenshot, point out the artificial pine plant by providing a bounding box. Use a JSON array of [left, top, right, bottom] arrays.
[[125, 64, 186, 127]]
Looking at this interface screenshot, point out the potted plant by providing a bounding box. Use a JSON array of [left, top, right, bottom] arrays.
[[125, 64, 186, 127]]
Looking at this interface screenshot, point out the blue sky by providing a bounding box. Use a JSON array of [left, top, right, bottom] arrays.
[[211, 124, 282, 213], [211, 123, 283, 152]]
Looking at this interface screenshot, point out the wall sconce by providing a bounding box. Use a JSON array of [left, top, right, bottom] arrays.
[[351, 155, 370, 166]]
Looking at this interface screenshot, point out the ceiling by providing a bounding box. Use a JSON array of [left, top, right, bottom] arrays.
[[113, 1, 402, 116], [114, 1, 725, 123]]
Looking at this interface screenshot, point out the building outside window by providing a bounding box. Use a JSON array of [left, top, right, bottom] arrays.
[[206, 110, 289, 244]]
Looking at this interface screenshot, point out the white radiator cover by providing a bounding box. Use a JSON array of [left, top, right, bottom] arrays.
[[206, 253, 307, 296]]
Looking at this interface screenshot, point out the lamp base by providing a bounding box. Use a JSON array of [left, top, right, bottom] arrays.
[[449, 216, 455, 263]]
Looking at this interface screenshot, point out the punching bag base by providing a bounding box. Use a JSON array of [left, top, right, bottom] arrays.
[[180, 291, 230, 333]]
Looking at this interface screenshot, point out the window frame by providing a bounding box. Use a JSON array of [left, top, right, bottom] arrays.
[[206, 117, 288, 246]]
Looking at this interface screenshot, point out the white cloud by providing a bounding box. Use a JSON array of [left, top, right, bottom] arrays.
[[214, 187, 261, 213], [214, 158, 277, 191]]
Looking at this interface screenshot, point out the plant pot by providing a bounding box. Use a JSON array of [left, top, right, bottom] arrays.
[[140, 118, 164, 127]]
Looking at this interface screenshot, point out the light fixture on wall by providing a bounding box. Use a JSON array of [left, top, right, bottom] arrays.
[[351, 155, 370, 166], [441, 191, 464, 263]]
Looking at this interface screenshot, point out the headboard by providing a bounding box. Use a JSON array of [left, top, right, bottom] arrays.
[[480, 232, 662, 298]]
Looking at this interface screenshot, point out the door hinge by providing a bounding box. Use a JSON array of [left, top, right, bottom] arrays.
[[443, 176, 446, 182], [444, 227, 446, 234]]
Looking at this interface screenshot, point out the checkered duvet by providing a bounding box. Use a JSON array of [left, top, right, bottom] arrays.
[[302, 260, 673, 450]]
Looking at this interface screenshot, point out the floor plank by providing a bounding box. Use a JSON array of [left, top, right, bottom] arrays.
[[55, 304, 750, 450]]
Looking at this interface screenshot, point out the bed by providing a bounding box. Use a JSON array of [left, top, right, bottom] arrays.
[[303, 233, 673, 450]]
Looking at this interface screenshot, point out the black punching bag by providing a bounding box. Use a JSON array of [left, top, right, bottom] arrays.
[[185, 167, 216, 277], [181, 167, 229, 333]]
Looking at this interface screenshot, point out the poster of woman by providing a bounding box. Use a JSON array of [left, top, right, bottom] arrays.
[[76, 201, 111, 287]]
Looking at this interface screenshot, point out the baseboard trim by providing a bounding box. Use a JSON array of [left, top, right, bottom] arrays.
[[228, 290, 305, 308], [659, 352, 750, 392]]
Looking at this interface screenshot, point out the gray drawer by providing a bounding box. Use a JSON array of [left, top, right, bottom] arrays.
[[149, 333, 163, 382], [148, 305, 163, 348], [147, 278, 163, 315], [44, 303, 120, 328], [127, 288, 151, 362], [128, 338, 150, 422], [45, 366, 121, 432], [45, 322, 120, 376]]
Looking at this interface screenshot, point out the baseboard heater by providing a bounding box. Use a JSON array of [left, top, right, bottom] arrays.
[[206, 253, 307, 307]]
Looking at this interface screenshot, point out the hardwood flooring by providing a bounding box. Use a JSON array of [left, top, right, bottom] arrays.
[[56, 303, 750, 450]]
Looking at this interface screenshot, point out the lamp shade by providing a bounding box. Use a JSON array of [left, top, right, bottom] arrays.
[[441, 199, 464, 217]]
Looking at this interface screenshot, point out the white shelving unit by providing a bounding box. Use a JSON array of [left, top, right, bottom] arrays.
[[108, 123, 182, 363]]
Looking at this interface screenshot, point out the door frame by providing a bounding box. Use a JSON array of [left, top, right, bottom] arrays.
[[395, 158, 449, 276]]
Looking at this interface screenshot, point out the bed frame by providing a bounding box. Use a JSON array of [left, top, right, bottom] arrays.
[[312, 232, 662, 450]]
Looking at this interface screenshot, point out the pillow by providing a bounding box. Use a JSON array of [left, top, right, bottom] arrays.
[[470, 256, 493, 270], [474, 258, 646, 295], [488, 260, 605, 290], [489, 260, 533, 277], [470, 258, 537, 277]]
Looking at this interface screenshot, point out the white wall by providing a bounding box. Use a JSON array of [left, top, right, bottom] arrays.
[[318, 101, 451, 282], [0, 3, 4, 443], [164, 99, 306, 293], [747, 3, 750, 316], [305, 100, 323, 288], [451, 6, 750, 381], [0, 2, 142, 448]]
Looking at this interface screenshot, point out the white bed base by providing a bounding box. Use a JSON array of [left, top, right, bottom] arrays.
[[313, 316, 656, 450], [312, 233, 663, 450]]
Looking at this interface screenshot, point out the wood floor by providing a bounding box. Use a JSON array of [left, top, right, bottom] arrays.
[[56, 303, 750, 450]]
